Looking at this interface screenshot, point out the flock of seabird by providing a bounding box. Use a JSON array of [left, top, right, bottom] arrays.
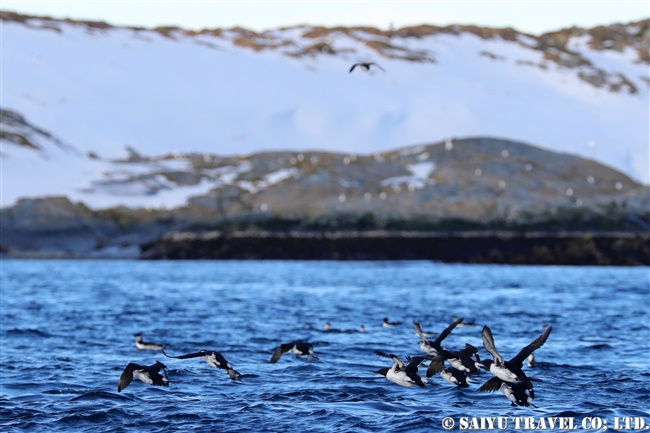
[[119, 318, 552, 408], [371, 318, 552, 407]]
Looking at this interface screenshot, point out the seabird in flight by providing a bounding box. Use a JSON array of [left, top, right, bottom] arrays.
[[163, 349, 241, 381], [349, 62, 385, 73], [118, 361, 169, 392], [270, 341, 318, 363]]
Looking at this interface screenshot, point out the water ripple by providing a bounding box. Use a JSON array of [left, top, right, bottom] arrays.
[[1, 260, 649, 432]]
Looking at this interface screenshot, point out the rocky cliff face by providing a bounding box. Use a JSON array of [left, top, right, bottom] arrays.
[[0, 197, 172, 257], [1, 137, 647, 257], [180, 137, 647, 224]]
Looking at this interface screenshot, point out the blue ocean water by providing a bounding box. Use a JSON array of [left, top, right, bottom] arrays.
[[1, 260, 649, 432]]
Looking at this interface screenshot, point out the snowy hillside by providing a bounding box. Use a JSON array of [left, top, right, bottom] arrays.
[[1, 12, 648, 209]]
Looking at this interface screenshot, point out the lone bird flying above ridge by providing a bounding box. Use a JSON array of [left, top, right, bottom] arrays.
[[349, 62, 385, 73]]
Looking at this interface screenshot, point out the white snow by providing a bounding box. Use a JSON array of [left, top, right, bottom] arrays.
[[406, 162, 436, 178], [1, 19, 648, 209], [380, 161, 436, 190]]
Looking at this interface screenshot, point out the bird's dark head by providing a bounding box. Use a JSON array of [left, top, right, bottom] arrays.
[[480, 360, 493, 369], [155, 361, 168, 370], [374, 367, 389, 377], [465, 343, 479, 354], [229, 369, 242, 381], [134, 333, 142, 337]]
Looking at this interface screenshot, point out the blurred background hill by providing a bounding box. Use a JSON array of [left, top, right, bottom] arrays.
[[1, 11, 648, 260]]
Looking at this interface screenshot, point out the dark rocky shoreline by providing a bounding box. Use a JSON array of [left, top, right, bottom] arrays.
[[140, 231, 650, 265]]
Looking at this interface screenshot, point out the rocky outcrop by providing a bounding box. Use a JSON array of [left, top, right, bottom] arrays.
[[179, 137, 648, 224], [1, 137, 648, 260], [0, 197, 173, 257], [140, 230, 650, 266]]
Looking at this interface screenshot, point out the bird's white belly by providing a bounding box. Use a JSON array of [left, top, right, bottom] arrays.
[[449, 359, 469, 372], [419, 343, 438, 355], [441, 370, 459, 386], [133, 371, 153, 385], [492, 365, 519, 382], [204, 355, 220, 368], [386, 369, 416, 387], [500, 383, 517, 405]]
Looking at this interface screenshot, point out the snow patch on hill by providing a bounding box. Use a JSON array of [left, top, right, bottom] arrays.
[[1, 16, 648, 209]]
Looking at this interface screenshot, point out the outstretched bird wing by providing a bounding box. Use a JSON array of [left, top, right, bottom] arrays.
[[478, 376, 503, 393], [349, 63, 360, 72], [510, 326, 553, 366], [413, 321, 431, 344], [482, 326, 504, 364], [270, 342, 295, 363], [369, 62, 385, 71], [162, 349, 206, 360], [432, 317, 463, 350], [118, 363, 140, 393], [375, 350, 406, 370], [404, 355, 430, 387]]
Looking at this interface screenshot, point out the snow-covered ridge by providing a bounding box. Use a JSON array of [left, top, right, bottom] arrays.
[[1, 10, 648, 209]]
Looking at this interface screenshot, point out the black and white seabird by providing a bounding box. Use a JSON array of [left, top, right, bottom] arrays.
[[478, 376, 537, 407], [414, 317, 463, 356], [426, 343, 482, 376], [349, 62, 385, 73], [163, 349, 241, 381], [375, 350, 430, 387], [479, 325, 552, 398], [118, 361, 169, 392], [134, 333, 163, 350], [440, 367, 471, 387], [270, 341, 318, 363], [323, 322, 343, 332], [359, 325, 366, 332], [382, 318, 402, 328]]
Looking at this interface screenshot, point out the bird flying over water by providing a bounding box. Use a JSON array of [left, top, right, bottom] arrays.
[[118, 361, 169, 392], [374, 350, 431, 387], [162, 349, 241, 381], [270, 341, 317, 363], [349, 62, 385, 73], [479, 325, 552, 398], [414, 317, 463, 356]]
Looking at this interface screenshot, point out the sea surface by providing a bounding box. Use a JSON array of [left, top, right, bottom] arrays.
[[1, 260, 649, 432]]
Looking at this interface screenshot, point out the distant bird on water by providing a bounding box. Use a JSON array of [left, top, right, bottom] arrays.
[[349, 62, 385, 73], [118, 361, 169, 392], [162, 349, 241, 381], [270, 341, 318, 363], [134, 333, 163, 350], [382, 318, 402, 328]]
